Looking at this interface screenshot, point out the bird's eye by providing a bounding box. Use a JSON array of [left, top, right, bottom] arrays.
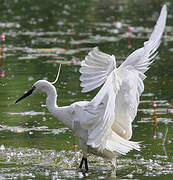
[[32, 86, 36, 90]]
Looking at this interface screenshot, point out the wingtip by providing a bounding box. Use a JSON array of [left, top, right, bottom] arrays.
[[162, 4, 167, 14], [163, 4, 167, 9]]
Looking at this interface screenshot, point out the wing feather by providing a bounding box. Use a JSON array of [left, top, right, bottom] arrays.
[[77, 5, 167, 155], [79, 47, 116, 93], [119, 5, 167, 73], [80, 73, 106, 81], [81, 79, 106, 93], [114, 4, 167, 140]]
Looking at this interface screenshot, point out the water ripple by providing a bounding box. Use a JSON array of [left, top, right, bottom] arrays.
[[0, 146, 173, 179]]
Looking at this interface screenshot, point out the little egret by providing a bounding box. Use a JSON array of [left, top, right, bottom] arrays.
[[15, 5, 167, 171]]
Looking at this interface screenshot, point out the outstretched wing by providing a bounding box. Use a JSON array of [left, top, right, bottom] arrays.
[[119, 4, 167, 73], [114, 4, 167, 140], [78, 5, 167, 155], [79, 47, 116, 93]]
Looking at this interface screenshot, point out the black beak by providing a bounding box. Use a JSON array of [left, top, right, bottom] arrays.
[[15, 87, 35, 104]]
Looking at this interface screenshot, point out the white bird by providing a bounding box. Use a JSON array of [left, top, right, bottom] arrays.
[[15, 5, 167, 171]]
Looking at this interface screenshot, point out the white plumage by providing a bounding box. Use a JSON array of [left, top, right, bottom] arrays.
[[15, 5, 167, 171], [79, 4, 167, 154]]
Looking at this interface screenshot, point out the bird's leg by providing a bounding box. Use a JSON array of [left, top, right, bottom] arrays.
[[111, 157, 117, 177], [79, 157, 84, 169], [79, 156, 88, 171], [84, 157, 88, 171]]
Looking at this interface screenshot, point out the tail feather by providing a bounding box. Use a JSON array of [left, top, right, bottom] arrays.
[[105, 131, 140, 155]]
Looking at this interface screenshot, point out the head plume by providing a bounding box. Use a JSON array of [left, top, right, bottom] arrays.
[[51, 64, 61, 85]]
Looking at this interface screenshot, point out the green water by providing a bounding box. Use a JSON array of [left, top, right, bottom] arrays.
[[0, 0, 173, 179]]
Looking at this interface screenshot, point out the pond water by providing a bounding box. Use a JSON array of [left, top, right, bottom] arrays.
[[0, 0, 173, 179]]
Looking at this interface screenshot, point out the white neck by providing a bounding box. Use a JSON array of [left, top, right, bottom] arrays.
[[46, 85, 58, 112], [45, 83, 73, 130]]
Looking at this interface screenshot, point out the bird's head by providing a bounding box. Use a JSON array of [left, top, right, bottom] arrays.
[[15, 80, 53, 104], [15, 64, 61, 104]]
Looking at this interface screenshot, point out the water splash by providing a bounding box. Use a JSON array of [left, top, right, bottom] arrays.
[[0, 146, 173, 179]]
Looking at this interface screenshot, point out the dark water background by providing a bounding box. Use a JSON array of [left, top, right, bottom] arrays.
[[0, 0, 173, 179]]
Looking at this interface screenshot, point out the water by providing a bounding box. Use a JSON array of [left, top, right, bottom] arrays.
[[0, 0, 173, 179]]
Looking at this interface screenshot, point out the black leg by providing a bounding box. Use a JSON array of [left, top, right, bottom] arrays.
[[79, 157, 84, 169], [84, 157, 88, 171], [79, 157, 88, 171]]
